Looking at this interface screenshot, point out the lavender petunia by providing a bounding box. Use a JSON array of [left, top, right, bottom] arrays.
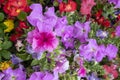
[[79, 39, 99, 61], [105, 44, 118, 60], [11, 54, 22, 64], [27, 4, 43, 27], [0, 72, 4, 80], [87, 73, 100, 80], [54, 54, 69, 74], [3, 68, 26, 80], [54, 16, 68, 36], [96, 30, 108, 39], [74, 21, 91, 43], [61, 25, 75, 49], [27, 4, 57, 32], [26, 44, 43, 60], [29, 71, 58, 80], [108, 0, 120, 8], [115, 26, 120, 37], [95, 45, 106, 62]]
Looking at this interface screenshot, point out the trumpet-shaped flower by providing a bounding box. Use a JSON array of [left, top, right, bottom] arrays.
[[80, 0, 96, 15], [27, 4, 57, 32], [27, 28, 58, 53]]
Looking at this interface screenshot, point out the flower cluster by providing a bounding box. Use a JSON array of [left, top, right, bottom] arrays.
[[0, 0, 120, 80]]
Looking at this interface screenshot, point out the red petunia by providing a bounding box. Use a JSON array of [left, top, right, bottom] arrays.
[[10, 33, 22, 42], [102, 19, 110, 27], [19, 21, 29, 29], [59, 0, 77, 13], [3, 0, 27, 16]]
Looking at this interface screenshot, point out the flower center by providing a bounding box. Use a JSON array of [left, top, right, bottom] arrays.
[[65, 4, 72, 11], [12, 76, 16, 80]]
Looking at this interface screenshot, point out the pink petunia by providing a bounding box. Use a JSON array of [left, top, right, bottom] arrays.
[[80, 0, 96, 15]]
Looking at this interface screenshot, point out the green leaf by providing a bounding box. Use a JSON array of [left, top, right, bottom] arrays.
[[1, 41, 12, 49], [0, 53, 2, 62], [31, 59, 39, 66], [16, 53, 32, 61], [0, 13, 5, 22], [17, 11, 27, 21], [1, 50, 11, 59], [0, 28, 4, 38]]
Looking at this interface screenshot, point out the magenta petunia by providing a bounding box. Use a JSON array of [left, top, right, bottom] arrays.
[[77, 66, 86, 77], [27, 28, 59, 52]]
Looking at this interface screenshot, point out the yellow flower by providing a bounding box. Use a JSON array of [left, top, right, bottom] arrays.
[[0, 61, 11, 71], [4, 19, 14, 33]]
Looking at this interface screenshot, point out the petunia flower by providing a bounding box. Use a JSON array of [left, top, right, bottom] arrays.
[[3, 0, 27, 16], [79, 39, 99, 61], [0, 72, 5, 80], [108, 0, 120, 8], [54, 16, 68, 36], [2, 68, 26, 80], [105, 44, 118, 60], [87, 73, 100, 80], [54, 54, 69, 74], [59, 0, 77, 13], [80, 0, 96, 15], [96, 30, 108, 39], [29, 71, 58, 80], [77, 66, 86, 77], [115, 26, 120, 37], [74, 21, 91, 43], [11, 54, 22, 64], [27, 28, 59, 53], [27, 4, 57, 32], [103, 64, 118, 79], [61, 25, 75, 49], [95, 44, 106, 62]]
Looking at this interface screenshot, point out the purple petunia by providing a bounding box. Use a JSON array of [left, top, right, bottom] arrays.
[[0, 72, 4, 80], [61, 25, 75, 49], [2, 68, 26, 80], [95, 44, 106, 62], [96, 30, 108, 39], [29, 71, 58, 80], [87, 73, 100, 80], [79, 38, 118, 61], [115, 26, 120, 37], [105, 44, 118, 60], [54, 16, 68, 36], [27, 4, 57, 32], [108, 0, 120, 8], [74, 21, 91, 43], [54, 54, 69, 74], [79, 39, 99, 61]]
